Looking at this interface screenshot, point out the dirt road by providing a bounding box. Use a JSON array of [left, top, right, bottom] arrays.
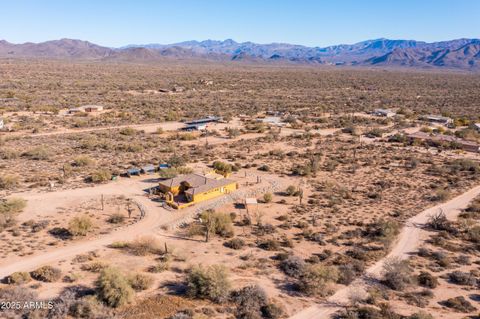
[[290, 184, 480, 319], [6, 121, 184, 138]]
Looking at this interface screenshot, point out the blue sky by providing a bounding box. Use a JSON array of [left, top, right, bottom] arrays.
[[1, 0, 479, 47]]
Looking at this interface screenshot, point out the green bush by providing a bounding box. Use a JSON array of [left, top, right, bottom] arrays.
[[95, 267, 134, 308], [186, 264, 231, 303], [68, 215, 93, 236], [31, 265, 62, 282]]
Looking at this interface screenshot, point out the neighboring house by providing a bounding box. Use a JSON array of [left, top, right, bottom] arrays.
[[158, 173, 237, 209], [83, 105, 104, 112], [141, 164, 156, 174], [181, 123, 207, 131], [258, 116, 286, 126], [185, 116, 222, 125], [372, 109, 396, 117], [68, 105, 104, 114], [408, 132, 480, 153], [420, 115, 453, 126]]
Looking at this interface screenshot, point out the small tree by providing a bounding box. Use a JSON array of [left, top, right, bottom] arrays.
[[95, 267, 134, 308]]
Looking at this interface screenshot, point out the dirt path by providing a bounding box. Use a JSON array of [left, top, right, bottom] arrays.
[[6, 121, 184, 138], [290, 184, 480, 319]]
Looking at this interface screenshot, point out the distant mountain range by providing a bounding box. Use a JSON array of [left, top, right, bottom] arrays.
[[0, 38, 479, 70]]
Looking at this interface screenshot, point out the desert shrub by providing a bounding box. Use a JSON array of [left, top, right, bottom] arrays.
[[448, 271, 477, 286], [365, 219, 400, 247], [107, 213, 125, 224], [337, 264, 357, 285], [295, 264, 339, 297], [382, 258, 412, 291], [68, 215, 93, 236], [441, 296, 476, 313], [73, 155, 95, 167], [119, 127, 137, 136], [95, 267, 134, 308], [409, 312, 434, 319], [232, 285, 283, 319], [467, 225, 480, 242], [22, 146, 50, 160], [285, 185, 297, 196], [263, 193, 273, 203], [0, 198, 26, 231], [128, 272, 154, 291], [258, 238, 280, 251], [426, 211, 454, 233], [88, 169, 112, 183], [417, 271, 438, 288], [224, 237, 245, 250], [200, 210, 234, 239], [279, 255, 306, 278], [127, 236, 164, 256], [0, 286, 40, 318], [148, 261, 170, 273], [0, 175, 20, 189], [212, 161, 233, 175], [4, 271, 32, 285], [403, 289, 433, 308], [80, 261, 109, 273], [31, 265, 62, 282], [186, 264, 231, 303]]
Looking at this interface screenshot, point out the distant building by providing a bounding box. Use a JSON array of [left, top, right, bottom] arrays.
[[83, 105, 104, 112], [258, 116, 286, 126], [185, 116, 222, 125], [408, 132, 480, 153], [181, 123, 207, 131], [421, 115, 453, 126], [158, 173, 237, 209], [372, 109, 396, 117], [141, 164, 156, 174], [68, 105, 104, 114]]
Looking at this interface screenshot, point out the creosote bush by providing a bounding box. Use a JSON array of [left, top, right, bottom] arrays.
[[95, 267, 134, 308], [382, 258, 413, 291], [31, 265, 62, 282], [186, 264, 231, 303], [128, 272, 154, 291], [68, 215, 94, 236]]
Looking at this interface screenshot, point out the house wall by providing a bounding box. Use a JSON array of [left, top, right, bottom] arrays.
[[191, 182, 237, 203]]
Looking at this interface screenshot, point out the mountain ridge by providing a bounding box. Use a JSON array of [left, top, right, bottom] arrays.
[[1, 37, 479, 70]]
